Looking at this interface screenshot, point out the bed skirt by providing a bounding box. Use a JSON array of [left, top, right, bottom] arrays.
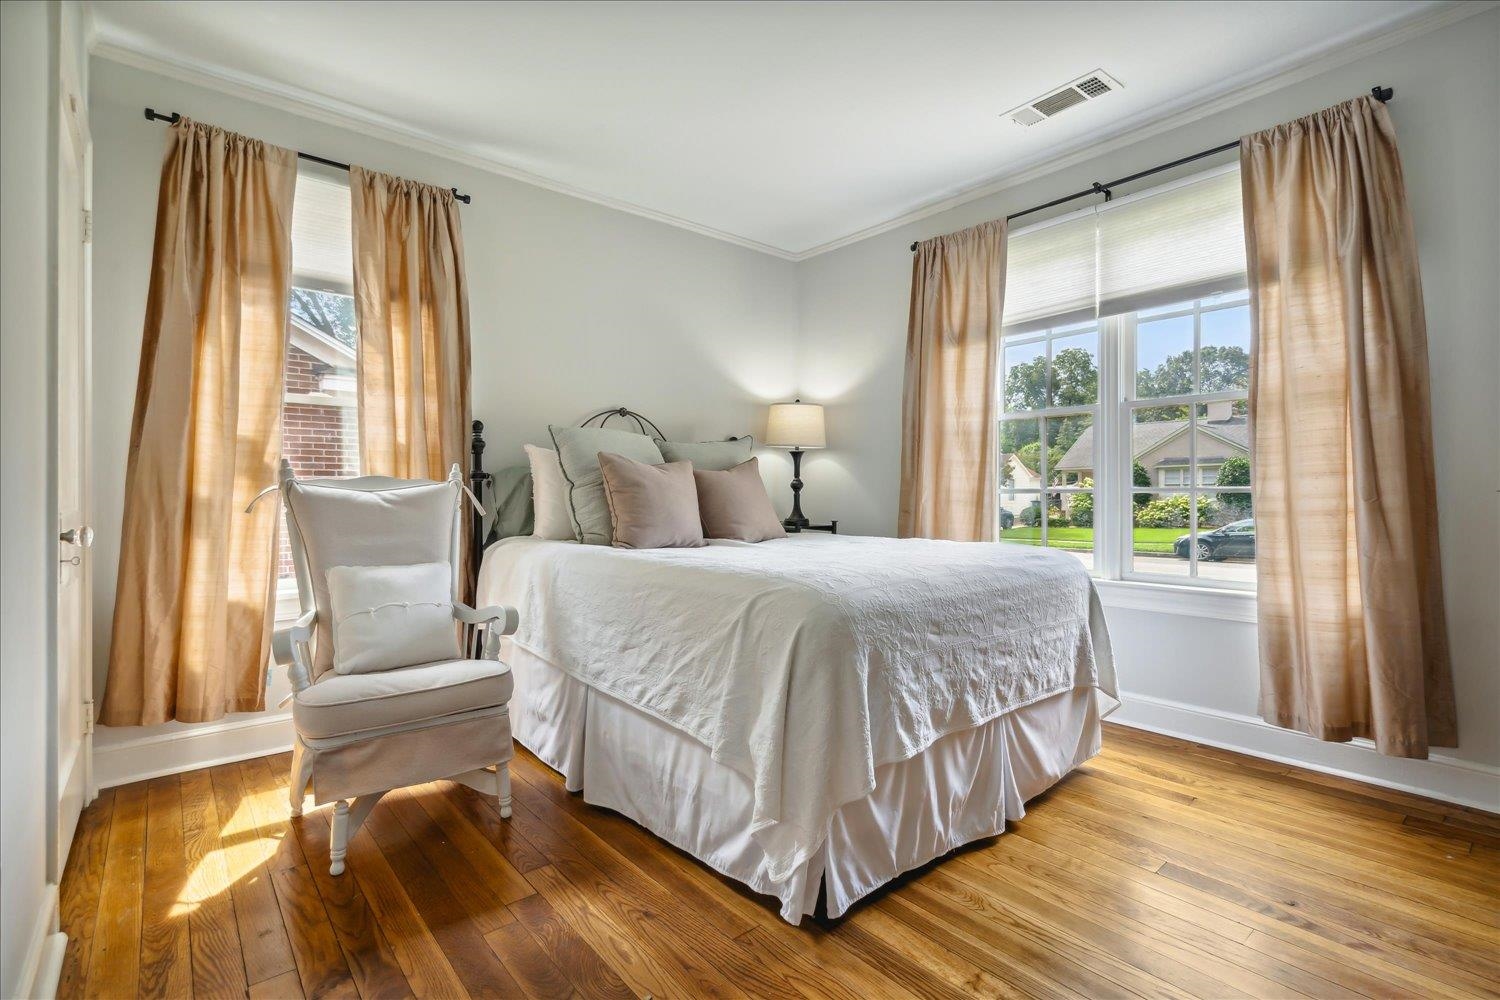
[[502, 640, 1104, 923]]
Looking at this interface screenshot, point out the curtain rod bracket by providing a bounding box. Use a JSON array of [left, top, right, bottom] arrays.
[[1091, 181, 1113, 202], [1372, 84, 1394, 103]]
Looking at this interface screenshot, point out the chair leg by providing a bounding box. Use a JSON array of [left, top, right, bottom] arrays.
[[329, 799, 350, 875], [498, 761, 512, 819], [288, 742, 309, 817]]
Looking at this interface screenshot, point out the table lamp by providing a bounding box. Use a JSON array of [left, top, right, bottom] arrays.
[[765, 399, 826, 531]]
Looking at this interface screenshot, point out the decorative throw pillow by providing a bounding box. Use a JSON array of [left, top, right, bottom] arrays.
[[598, 454, 707, 549], [656, 436, 754, 471], [549, 425, 665, 545], [325, 561, 460, 674], [524, 444, 575, 540], [694, 457, 787, 542]]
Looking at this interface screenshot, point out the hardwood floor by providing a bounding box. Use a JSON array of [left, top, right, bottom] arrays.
[[59, 724, 1500, 999]]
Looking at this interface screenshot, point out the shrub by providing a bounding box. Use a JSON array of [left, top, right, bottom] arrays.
[[1217, 456, 1252, 511], [1133, 461, 1152, 507], [1069, 479, 1095, 527], [1136, 493, 1219, 528]]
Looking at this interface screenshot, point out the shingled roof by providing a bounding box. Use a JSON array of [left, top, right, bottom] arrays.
[[1057, 418, 1248, 470]]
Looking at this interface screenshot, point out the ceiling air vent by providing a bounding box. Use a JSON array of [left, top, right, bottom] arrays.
[[1005, 70, 1122, 127]]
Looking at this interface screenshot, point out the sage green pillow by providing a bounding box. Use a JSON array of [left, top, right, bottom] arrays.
[[549, 425, 665, 545], [655, 436, 753, 471]]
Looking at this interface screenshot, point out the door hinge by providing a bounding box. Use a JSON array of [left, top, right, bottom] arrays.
[[82, 698, 95, 736], [82, 208, 92, 245]]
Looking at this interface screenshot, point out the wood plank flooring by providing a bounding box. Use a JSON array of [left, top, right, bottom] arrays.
[[59, 724, 1500, 999]]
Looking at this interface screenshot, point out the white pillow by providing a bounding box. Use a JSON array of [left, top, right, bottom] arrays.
[[525, 444, 575, 540], [325, 561, 459, 674]]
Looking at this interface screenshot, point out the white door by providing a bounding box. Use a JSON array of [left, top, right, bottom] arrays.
[[53, 60, 93, 880]]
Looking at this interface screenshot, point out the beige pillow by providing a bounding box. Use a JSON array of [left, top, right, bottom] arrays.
[[524, 444, 575, 540], [598, 453, 707, 549], [694, 458, 787, 542]]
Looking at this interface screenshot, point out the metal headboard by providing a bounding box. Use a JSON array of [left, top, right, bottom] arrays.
[[468, 408, 666, 571], [580, 406, 666, 439]]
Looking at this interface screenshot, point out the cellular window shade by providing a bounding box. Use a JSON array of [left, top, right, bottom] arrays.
[[1001, 213, 1098, 334], [1096, 167, 1246, 316], [1002, 166, 1246, 333], [291, 167, 353, 291]]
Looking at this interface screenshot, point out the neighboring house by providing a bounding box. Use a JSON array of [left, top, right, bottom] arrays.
[[1057, 401, 1248, 488], [999, 451, 1042, 522]]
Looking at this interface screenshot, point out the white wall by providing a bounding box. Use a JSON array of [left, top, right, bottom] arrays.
[[88, 57, 800, 758], [797, 9, 1500, 801], [2, 3, 87, 995]]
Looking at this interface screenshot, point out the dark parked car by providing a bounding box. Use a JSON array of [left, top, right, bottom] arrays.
[[1175, 519, 1255, 561]]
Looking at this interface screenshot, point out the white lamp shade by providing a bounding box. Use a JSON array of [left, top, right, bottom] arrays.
[[765, 402, 826, 449]]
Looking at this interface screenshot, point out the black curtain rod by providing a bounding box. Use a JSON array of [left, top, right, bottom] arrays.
[[143, 108, 473, 204], [910, 84, 1393, 251]]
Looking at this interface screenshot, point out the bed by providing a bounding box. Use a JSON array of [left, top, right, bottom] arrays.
[[468, 416, 1117, 923]]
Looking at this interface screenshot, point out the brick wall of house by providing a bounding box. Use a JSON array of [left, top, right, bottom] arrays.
[[278, 345, 358, 578]]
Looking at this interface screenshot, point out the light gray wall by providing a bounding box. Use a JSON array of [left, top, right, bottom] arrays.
[[797, 9, 1500, 780], [88, 59, 801, 726]]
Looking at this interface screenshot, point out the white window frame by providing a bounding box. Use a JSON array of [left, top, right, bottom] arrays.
[[997, 174, 1257, 617]]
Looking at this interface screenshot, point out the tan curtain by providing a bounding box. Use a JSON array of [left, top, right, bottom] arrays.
[[898, 220, 1007, 541], [100, 119, 296, 725], [349, 166, 471, 483], [1242, 96, 1456, 758]]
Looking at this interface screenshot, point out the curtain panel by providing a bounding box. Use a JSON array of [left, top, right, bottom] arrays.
[[898, 220, 1007, 542], [349, 166, 472, 485], [100, 119, 297, 725], [1241, 95, 1456, 758]]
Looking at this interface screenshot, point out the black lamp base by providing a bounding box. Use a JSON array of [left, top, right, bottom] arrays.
[[783, 448, 809, 531]]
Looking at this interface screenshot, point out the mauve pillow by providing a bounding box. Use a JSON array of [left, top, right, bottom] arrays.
[[598, 453, 707, 549], [694, 458, 787, 542]]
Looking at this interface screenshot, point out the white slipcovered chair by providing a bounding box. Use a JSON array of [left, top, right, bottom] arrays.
[[272, 459, 517, 875]]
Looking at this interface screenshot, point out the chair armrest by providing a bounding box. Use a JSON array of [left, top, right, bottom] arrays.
[[453, 602, 519, 661], [273, 609, 317, 695], [453, 602, 520, 636]]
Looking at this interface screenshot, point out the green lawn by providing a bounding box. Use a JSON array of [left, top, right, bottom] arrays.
[[1000, 525, 1183, 554]]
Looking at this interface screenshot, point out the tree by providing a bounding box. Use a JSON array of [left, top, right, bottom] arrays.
[[1001, 346, 1097, 476], [1133, 345, 1249, 421], [1217, 455, 1252, 518], [1133, 460, 1151, 507], [290, 288, 357, 349]]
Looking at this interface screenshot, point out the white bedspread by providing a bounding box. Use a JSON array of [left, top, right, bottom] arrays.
[[476, 533, 1117, 881]]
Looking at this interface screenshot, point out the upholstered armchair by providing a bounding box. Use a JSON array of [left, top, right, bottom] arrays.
[[272, 460, 517, 875]]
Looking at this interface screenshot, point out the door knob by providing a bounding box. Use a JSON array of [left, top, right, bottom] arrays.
[[59, 526, 94, 548]]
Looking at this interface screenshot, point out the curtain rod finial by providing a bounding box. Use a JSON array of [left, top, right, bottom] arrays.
[[910, 241, 919, 252]]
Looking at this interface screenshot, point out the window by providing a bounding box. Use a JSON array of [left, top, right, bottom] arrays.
[[998, 165, 1254, 590], [279, 166, 359, 584]]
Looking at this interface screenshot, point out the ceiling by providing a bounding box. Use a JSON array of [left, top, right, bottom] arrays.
[[89, 1, 1449, 258]]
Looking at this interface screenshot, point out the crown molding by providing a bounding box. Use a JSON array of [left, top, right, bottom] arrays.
[[786, 0, 1495, 261], [88, 39, 801, 261], [89, 1, 1492, 263]]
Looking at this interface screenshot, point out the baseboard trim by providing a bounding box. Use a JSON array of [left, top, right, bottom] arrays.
[[10, 882, 64, 1000], [93, 712, 294, 788], [1112, 690, 1500, 812], [86, 688, 1500, 812]]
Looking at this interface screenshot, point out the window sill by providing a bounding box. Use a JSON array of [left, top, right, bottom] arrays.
[[274, 584, 303, 625], [1094, 578, 1256, 623]]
